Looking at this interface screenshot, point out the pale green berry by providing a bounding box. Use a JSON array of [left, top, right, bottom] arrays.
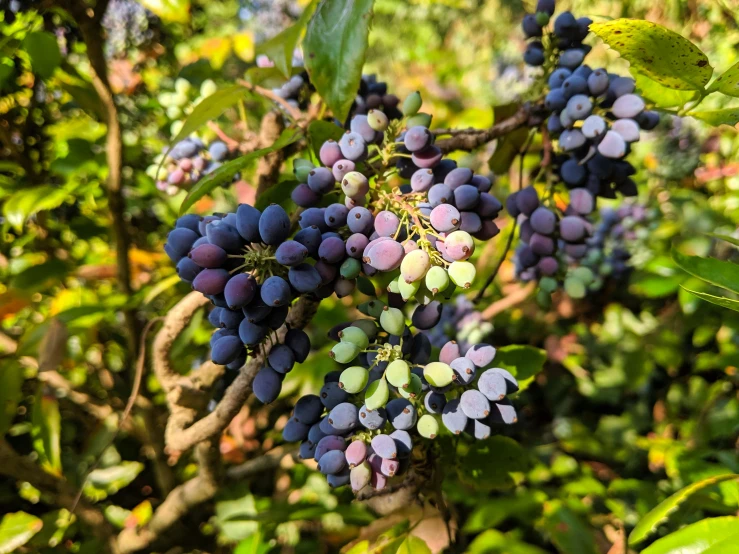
[[423, 362, 454, 387], [386, 359, 411, 389], [365, 377, 389, 410], [339, 366, 369, 393], [417, 414, 439, 439]]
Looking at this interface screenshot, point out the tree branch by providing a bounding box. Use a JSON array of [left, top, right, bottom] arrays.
[[63, 1, 139, 359], [434, 104, 537, 153], [226, 445, 298, 480], [255, 111, 286, 198], [116, 440, 221, 554], [235, 78, 303, 122], [163, 295, 319, 454], [0, 440, 120, 553]]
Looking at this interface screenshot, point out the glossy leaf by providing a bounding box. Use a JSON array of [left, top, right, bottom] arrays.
[[166, 85, 251, 158], [689, 108, 739, 127], [180, 127, 303, 215], [0, 512, 43, 554], [308, 119, 345, 160], [255, 179, 298, 212], [304, 0, 375, 122], [396, 536, 432, 554], [541, 502, 598, 554], [460, 436, 528, 490], [22, 32, 61, 79], [3, 185, 72, 232], [590, 19, 712, 90], [672, 248, 739, 294], [0, 364, 24, 437], [83, 462, 145, 502], [140, 0, 191, 23], [467, 529, 548, 554], [642, 517, 739, 554], [494, 344, 546, 391], [634, 72, 697, 109], [31, 391, 62, 476], [629, 474, 739, 545], [256, 0, 319, 79], [680, 287, 739, 313], [708, 61, 739, 97], [707, 233, 739, 248]]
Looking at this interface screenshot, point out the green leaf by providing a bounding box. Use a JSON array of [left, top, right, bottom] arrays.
[[467, 529, 548, 554], [642, 517, 739, 554], [308, 120, 345, 160], [463, 491, 546, 532], [256, 0, 318, 79], [540, 502, 598, 554], [234, 530, 271, 554], [629, 474, 739, 545], [2, 185, 71, 232], [459, 436, 528, 491], [634, 71, 697, 109], [672, 248, 739, 295], [680, 287, 739, 313], [180, 127, 303, 215], [9, 259, 68, 292], [488, 110, 529, 174], [22, 32, 61, 79], [708, 61, 739, 97], [494, 344, 546, 392], [140, 0, 191, 23], [254, 178, 298, 212], [166, 85, 250, 159], [0, 364, 24, 437], [707, 233, 739, 248], [0, 512, 43, 554], [31, 391, 62, 476], [83, 462, 145, 502], [396, 536, 431, 554], [590, 19, 712, 90], [704, 529, 739, 553], [689, 108, 739, 127], [304, 0, 375, 122]]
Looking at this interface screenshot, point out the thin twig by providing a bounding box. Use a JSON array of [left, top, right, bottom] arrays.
[[481, 282, 536, 319], [70, 317, 163, 515], [226, 445, 298, 479], [235, 78, 303, 122], [164, 296, 319, 453], [474, 128, 536, 302], [434, 105, 536, 153], [64, 1, 139, 360]]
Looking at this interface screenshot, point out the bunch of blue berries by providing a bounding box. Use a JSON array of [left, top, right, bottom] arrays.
[[290, 91, 503, 304], [279, 301, 518, 492]]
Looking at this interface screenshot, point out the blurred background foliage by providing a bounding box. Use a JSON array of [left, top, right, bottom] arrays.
[[0, 0, 738, 553]]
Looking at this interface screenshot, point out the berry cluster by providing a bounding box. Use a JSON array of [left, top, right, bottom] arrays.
[[102, 0, 157, 59], [157, 78, 219, 124], [291, 92, 501, 301], [522, 0, 591, 68], [147, 137, 232, 195], [510, 186, 594, 281], [522, 0, 659, 201], [424, 296, 494, 352], [164, 206, 315, 394], [279, 305, 518, 492]]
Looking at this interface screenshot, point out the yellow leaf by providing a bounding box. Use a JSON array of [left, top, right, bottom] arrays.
[[233, 33, 255, 63]]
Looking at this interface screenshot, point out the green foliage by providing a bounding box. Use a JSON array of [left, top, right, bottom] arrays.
[[591, 19, 713, 91], [304, 0, 375, 122], [0, 512, 43, 554], [180, 127, 303, 214], [2, 1, 739, 553], [630, 474, 739, 545]]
